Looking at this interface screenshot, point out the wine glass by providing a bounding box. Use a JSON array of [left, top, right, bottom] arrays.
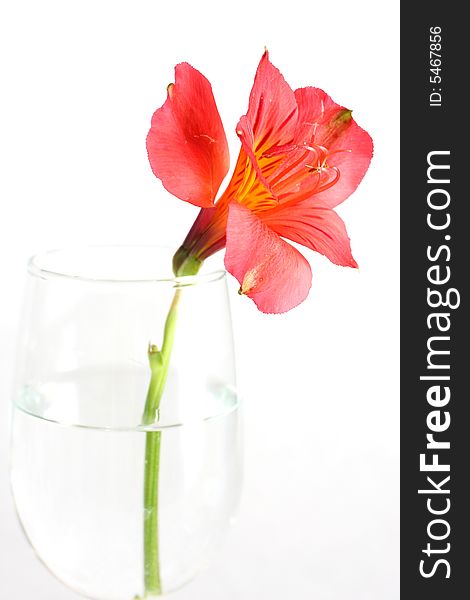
[[10, 245, 242, 599]]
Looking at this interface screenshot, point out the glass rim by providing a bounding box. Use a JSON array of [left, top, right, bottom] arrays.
[[27, 244, 226, 286]]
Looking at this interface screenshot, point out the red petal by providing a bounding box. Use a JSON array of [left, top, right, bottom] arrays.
[[293, 86, 327, 144], [261, 199, 358, 268], [146, 63, 230, 208], [294, 87, 373, 208], [225, 202, 312, 314], [237, 51, 298, 155]]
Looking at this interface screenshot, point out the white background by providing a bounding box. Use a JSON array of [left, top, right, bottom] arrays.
[[0, 1, 399, 599]]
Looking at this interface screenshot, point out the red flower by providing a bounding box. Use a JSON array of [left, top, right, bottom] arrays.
[[147, 52, 373, 313]]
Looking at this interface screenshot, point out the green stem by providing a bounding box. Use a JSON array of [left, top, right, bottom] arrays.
[[143, 430, 162, 596], [141, 288, 181, 597]]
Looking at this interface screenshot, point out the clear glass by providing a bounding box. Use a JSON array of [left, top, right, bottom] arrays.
[[10, 246, 242, 600]]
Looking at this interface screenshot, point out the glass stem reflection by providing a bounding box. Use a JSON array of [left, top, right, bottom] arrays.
[[142, 288, 181, 597]]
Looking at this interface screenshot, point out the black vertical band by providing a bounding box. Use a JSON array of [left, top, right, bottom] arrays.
[[401, 3, 468, 598]]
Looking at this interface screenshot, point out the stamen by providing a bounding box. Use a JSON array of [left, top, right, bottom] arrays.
[[271, 145, 329, 194], [269, 147, 312, 186], [318, 167, 341, 192]]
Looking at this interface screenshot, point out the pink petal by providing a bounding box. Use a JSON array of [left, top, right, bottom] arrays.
[[237, 51, 298, 154], [261, 199, 358, 268], [146, 63, 230, 208], [294, 87, 373, 208], [293, 86, 328, 143], [225, 202, 312, 314]]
